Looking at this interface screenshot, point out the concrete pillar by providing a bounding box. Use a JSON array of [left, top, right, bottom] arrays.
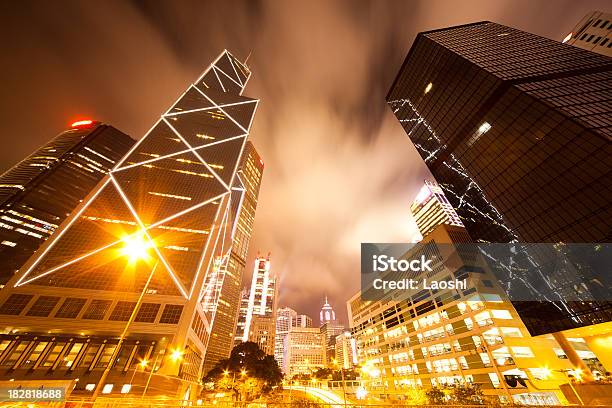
[[552, 332, 594, 382]]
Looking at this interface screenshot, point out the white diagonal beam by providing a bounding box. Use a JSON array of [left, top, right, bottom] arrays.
[[110, 174, 189, 298], [17, 190, 229, 287]]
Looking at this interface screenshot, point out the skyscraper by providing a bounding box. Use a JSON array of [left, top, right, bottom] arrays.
[[334, 331, 357, 370], [274, 307, 298, 371], [387, 21, 612, 335], [348, 224, 574, 404], [234, 254, 278, 355], [283, 327, 326, 378], [319, 297, 344, 365], [411, 180, 464, 238], [563, 11, 612, 56], [0, 50, 258, 400], [274, 307, 313, 371], [319, 296, 337, 326], [0, 122, 134, 285], [293, 314, 313, 328], [201, 141, 263, 375]]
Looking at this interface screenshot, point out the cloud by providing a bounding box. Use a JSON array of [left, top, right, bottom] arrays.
[[0, 0, 607, 323]]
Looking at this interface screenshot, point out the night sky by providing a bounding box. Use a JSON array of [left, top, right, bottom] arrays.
[[0, 0, 608, 323]]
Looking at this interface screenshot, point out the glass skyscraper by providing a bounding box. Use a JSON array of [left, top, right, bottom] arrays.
[[0, 123, 134, 285], [387, 22, 611, 335], [201, 140, 263, 375], [234, 255, 278, 355], [0, 50, 258, 399]]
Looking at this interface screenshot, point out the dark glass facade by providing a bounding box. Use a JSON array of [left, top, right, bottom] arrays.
[[0, 123, 134, 285], [387, 22, 612, 335], [201, 140, 263, 374], [0, 50, 258, 398]]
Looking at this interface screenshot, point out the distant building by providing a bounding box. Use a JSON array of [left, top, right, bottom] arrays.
[[411, 180, 464, 238], [234, 289, 250, 346], [249, 315, 276, 356], [293, 314, 312, 328], [234, 254, 278, 355], [274, 308, 314, 372], [283, 327, 326, 378], [563, 11, 612, 56], [334, 331, 358, 369], [275, 307, 298, 370], [319, 297, 345, 365], [277, 307, 298, 333], [320, 296, 337, 325], [0, 121, 134, 285]]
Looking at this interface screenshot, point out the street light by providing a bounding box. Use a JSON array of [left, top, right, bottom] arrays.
[[356, 386, 368, 400], [91, 231, 158, 401], [170, 348, 184, 362]]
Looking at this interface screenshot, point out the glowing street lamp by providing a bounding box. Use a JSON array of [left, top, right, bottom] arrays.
[[356, 386, 368, 400], [170, 348, 184, 362], [139, 359, 148, 368], [538, 366, 552, 380]]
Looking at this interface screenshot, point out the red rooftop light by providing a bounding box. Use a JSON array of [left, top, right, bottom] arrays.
[[71, 119, 94, 128]]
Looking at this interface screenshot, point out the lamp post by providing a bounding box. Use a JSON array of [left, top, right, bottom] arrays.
[[91, 232, 158, 401], [141, 351, 163, 398], [333, 358, 348, 408]]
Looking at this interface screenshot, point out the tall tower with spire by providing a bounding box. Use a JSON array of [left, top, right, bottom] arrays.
[[319, 295, 337, 325], [318, 296, 344, 365], [0, 50, 258, 399]]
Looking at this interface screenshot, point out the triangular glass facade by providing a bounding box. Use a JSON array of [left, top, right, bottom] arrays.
[[15, 50, 258, 301]]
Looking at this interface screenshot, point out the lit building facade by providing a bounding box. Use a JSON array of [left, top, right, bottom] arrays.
[[275, 307, 297, 370], [274, 308, 313, 372], [411, 180, 464, 238], [387, 21, 612, 335], [283, 327, 326, 378], [0, 122, 134, 285], [293, 314, 313, 328], [335, 331, 358, 370], [563, 11, 612, 56], [349, 224, 576, 405], [201, 141, 263, 375], [234, 255, 278, 355], [0, 50, 258, 399]]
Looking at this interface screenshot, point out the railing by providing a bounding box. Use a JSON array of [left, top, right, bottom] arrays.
[[56, 400, 609, 408]]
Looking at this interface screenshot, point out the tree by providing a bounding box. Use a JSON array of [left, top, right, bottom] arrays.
[[426, 386, 447, 405], [449, 383, 484, 405], [203, 342, 283, 401]]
